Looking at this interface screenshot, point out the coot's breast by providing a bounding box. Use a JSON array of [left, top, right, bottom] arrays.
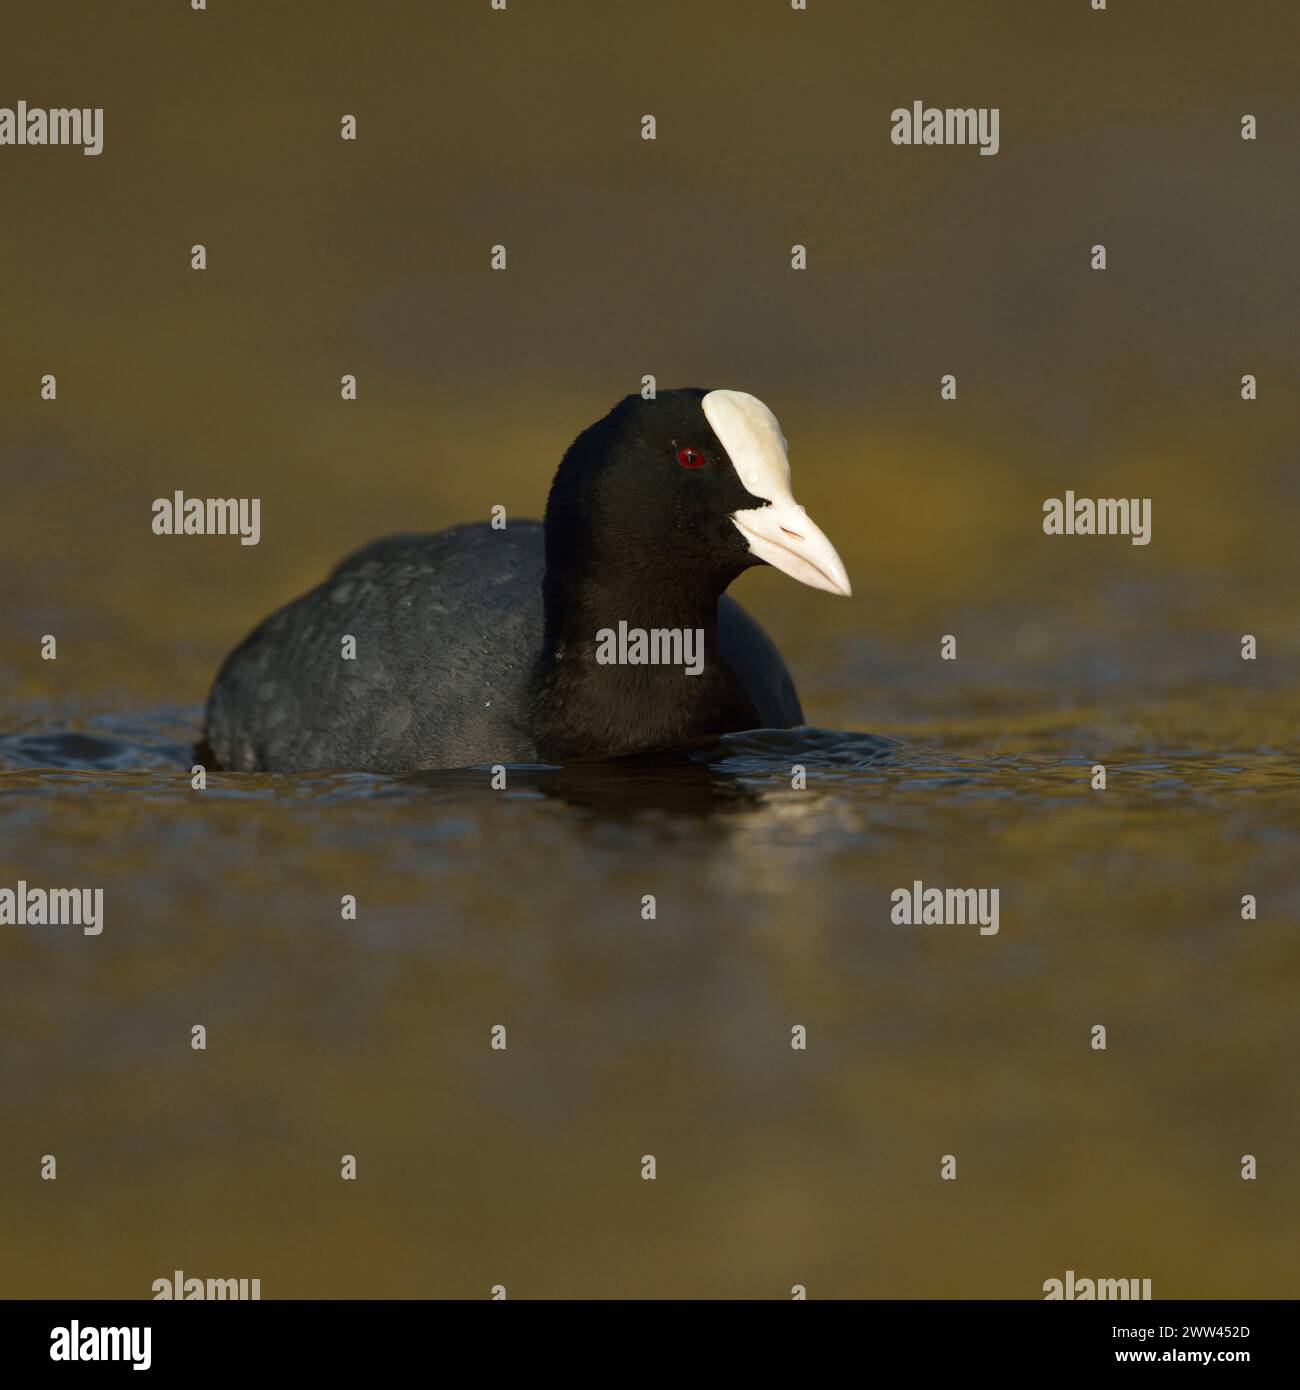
[[204, 522, 802, 772]]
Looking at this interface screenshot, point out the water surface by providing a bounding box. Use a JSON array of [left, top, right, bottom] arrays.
[[2, 667, 1296, 1299]]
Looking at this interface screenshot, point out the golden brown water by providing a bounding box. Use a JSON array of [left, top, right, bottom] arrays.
[[2, 0, 1298, 1299]]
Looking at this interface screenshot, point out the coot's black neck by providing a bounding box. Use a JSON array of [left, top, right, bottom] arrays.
[[530, 552, 758, 761]]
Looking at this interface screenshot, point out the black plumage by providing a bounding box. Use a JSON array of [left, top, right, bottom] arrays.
[[204, 389, 846, 772]]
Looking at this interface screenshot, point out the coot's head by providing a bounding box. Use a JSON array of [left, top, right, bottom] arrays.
[[544, 387, 851, 599]]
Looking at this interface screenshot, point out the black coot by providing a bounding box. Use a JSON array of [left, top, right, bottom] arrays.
[[203, 388, 851, 772]]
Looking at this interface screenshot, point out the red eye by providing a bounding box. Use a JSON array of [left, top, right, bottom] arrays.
[[677, 445, 704, 469]]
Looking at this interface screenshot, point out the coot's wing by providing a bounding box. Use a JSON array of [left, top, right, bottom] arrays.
[[205, 523, 546, 772]]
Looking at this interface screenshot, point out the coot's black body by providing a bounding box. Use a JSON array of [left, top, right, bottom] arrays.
[[206, 523, 799, 772], [204, 389, 850, 772]]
